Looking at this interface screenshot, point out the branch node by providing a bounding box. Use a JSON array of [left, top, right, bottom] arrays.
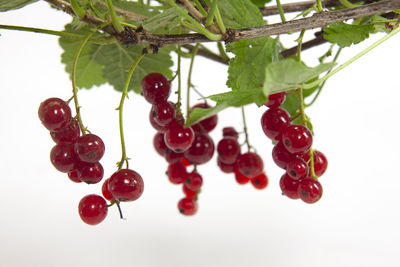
[[224, 29, 239, 43]]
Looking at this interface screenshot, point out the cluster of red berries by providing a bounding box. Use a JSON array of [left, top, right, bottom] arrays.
[[261, 92, 327, 203], [143, 72, 218, 215], [216, 127, 269, 189]]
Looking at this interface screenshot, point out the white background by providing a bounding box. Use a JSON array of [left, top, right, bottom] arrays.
[[1, 1, 400, 267]]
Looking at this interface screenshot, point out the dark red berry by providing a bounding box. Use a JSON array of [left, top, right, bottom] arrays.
[[178, 197, 198, 216], [153, 132, 168, 157], [217, 157, 235, 173], [185, 172, 203, 192], [167, 162, 187, 184], [50, 143, 78, 173], [101, 178, 115, 201], [191, 103, 218, 133], [108, 169, 144, 202], [261, 107, 291, 141], [67, 169, 81, 183], [75, 134, 105, 163], [149, 108, 169, 132], [251, 173, 269, 189], [217, 137, 241, 164], [141, 73, 171, 104], [222, 127, 239, 140], [303, 150, 328, 177], [298, 178, 323, 204], [184, 131, 215, 165], [181, 157, 191, 166], [165, 149, 184, 164], [286, 158, 309, 180], [272, 141, 299, 169], [264, 92, 286, 108], [182, 184, 197, 198], [282, 124, 313, 154], [234, 171, 250, 185], [38, 98, 72, 131], [151, 101, 176, 126], [235, 152, 264, 178], [77, 161, 104, 184], [279, 173, 301, 199], [78, 194, 108, 225], [50, 119, 80, 144], [164, 121, 195, 153]]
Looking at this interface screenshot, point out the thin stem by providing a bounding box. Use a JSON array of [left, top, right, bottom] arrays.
[[316, 0, 323, 12], [276, 0, 287, 22], [339, 0, 359, 8], [120, 21, 138, 30], [89, 0, 105, 19], [116, 202, 124, 219], [71, 0, 86, 19], [214, 6, 226, 34], [205, 0, 218, 27], [186, 43, 200, 118], [116, 52, 145, 169], [217, 42, 229, 61], [241, 107, 251, 152], [296, 30, 305, 62], [106, 0, 124, 33], [194, 0, 208, 16], [176, 44, 183, 118], [309, 149, 317, 178]]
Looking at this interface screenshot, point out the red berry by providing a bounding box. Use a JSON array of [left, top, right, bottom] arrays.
[[108, 169, 144, 202], [191, 103, 218, 133], [286, 158, 309, 180], [264, 92, 286, 108], [182, 184, 197, 198], [101, 178, 115, 201], [77, 161, 104, 184], [78, 194, 108, 225], [282, 124, 313, 154], [67, 169, 82, 183], [149, 108, 169, 132], [151, 102, 176, 126], [279, 173, 301, 199], [153, 132, 168, 157], [251, 173, 269, 189], [217, 157, 235, 173], [217, 137, 241, 164], [50, 119, 80, 144], [178, 197, 198, 216], [298, 178, 323, 204], [165, 149, 184, 164], [184, 172, 203, 192], [261, 107, 291, 141], [38, 97, 72, 131], [272, 141, 299, 169], [167, 162, 187, 184], [235, 152, 264, 178], [184, 131, 215, 165], [222, 127, 239, 140], [164, 121, 195, 153], [234, 171, 250, 185], [50, 143, 78, 173], [141, 73, 171, 104], [75, 134, 105, 163], [181, 157, 191, 166], [303, 150, 328, 177]]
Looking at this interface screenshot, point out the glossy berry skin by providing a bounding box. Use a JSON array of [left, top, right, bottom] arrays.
[[181, 157, 191, 167], [235, 152, 264, 178], [67, 169, 82, 183], [286, 158, 309, 180], [38, 98, 72, 131], [282, 124, 313, 154], [184, 132, 215, 165], [185, 172, 203, 192], [222, 127, 239, 140], [141, 73, 171, 104], [50, 119, 80, 144], [164, 121, 195, 153], [183, 184, 197, 198], [178, 197, 198, 216], [75, 134, 105, 163], [279, 173, 301, 199], [151, 102, 176, 126], [191, 103, 218, 133], [101, 178, 115, 201], [217, 157, 235, 173], [272, 141, 299, 169], [261, 107, 291, 141], [108, 169, 144, 202], [251, 173, 269, 190], [165, 149, 184, 164], [264, 92, 286, 108], [234, 171, 250, 185], [78, 194, 108, 225], [50, 143, 77, 173], [298, 178, 323, 204], [149, 109, 169, 132], [153, 132, 168, 157], [217, 137, 241, 164], [303, 150, 328, 177], [77, 161, 104, 184], [167, 162, 187, 184]]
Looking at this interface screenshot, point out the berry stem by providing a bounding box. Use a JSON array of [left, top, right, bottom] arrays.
[[276, 0, 287, 23], [106, 0, 124, 33], [116, 50, 145, 169], [241, 106, 251, 152], [308, 149, 318, 179], [214, 5, 226, 34], [176, 43, 183, 119], [71, 0, 86, 19], [217, 42, 229, 61], [205, 0, 218, 27], [186, 43, 200, 118], [316, 0, 323, 12], [193, 0, 208, 16]]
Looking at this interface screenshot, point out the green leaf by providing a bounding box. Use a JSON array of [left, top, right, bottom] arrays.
[[217, 0, 265, 29], [250, 0, 272, 7], [323, 22, 374, 48], [185, 102, 228, 127], [0, 0, 37, 11], [94, 43, 173, 93], [263, 58, 336, 96], [59, 24, 107, 89], [142, 8, 183, 34], [226, 37, 282, 92]]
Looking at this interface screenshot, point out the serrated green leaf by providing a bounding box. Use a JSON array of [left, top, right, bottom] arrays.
[[323, 22, 373, 48], [94, 43, 173, 93], [142, 8, 183, 34], [250, 0, 272, 7], [185, 102, 228, 127], [218, 0, 265, 29], [263, 58, 336, 96], [59, 24, 107, 89], [226, 37, 282, 92], [0, 0, 37, 11]]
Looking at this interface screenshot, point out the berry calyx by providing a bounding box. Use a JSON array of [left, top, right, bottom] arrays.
[[279, 173, 301, 199], [183, 131, 215, 165], [38, 97, 72, 131], [108, 169, 144, 202], [251, 173, 269, 190], [264, 92, 286, 108], [191, 103, 218, 133], [164, 121, 195, 153], [298, 178, 323, 204], [178, 197, 198, 216], [282, 124, 313, 154], [235, 152, 264, 178], [75, 134, 105, 163], [286, 158, 309, 180], [217, 137, 241, 164], [78, 194, 108, 225], [261, 107, 291, 141], [184, 171, 203, 192], [141, 73, 171, 104]]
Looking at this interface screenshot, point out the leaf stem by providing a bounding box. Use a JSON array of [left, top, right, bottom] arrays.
[[194, 0, 208, 16], [276, 0, 287, 22], [106, 0, 124, 33], [296, 30, 305, 62], [217, 42, 229, 61], [71, 0, 86, 19], [339, 0, 359, 8], [316, 0, 323, 12], [241, 107, 251, 152], [214, 6, 226, 34], [176, 44, 183, 119], [116, 51, 145, 169], [186, 43, 200, 118], [205, 0, 218, 27]]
